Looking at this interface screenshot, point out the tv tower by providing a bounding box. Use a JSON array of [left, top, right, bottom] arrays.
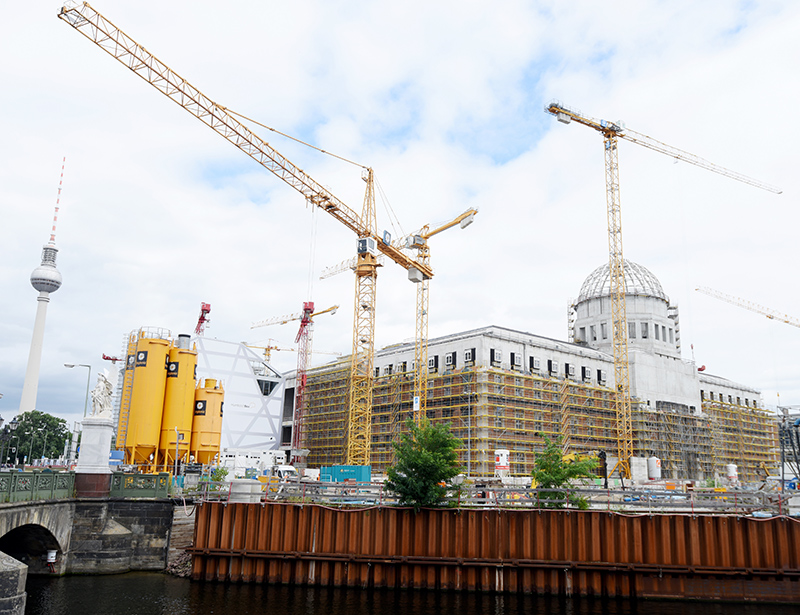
[[18, 158, 65, 413]]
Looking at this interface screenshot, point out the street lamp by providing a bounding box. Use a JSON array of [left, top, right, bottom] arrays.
[[65, 363, 92, 417], [27, 428, 43, 466], [0, 417, 19, 466], [41, 430, 49, 463]]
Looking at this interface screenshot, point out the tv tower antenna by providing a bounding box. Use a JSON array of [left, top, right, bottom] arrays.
[[19, 157, 66, 413]]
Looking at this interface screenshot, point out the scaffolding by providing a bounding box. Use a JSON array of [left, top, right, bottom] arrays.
[[298, 362, 778, 479], [702, 400, 778, 482], [631, 405, 713, 480]]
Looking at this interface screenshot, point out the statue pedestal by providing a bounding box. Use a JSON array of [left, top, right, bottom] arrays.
[[75, 415, 114, 498]]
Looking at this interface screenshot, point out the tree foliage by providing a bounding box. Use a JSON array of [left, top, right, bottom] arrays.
[[1, 410, 69, 464], [386, 419, 462, 511], [531, 436, 598, 509]]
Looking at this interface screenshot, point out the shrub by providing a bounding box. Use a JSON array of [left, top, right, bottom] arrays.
[[386, 419, 462, 511]]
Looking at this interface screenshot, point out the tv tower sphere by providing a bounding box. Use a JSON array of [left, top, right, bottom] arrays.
[[30, 244, 63, 293]]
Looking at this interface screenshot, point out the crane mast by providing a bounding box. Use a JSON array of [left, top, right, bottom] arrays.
[[348, 169, 379, 463], [251, 302, 337, 461], [402, 209, 477, 423], [60, 2, 434, 466], [546, 101, 780, 479]]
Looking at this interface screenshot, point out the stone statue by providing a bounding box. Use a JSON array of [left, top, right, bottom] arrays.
[[90, 371, 114, 418]]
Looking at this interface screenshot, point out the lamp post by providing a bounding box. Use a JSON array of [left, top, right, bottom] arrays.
[[41, 430, 49, 464], [27, 428, 43, 466], [64, 363, 92, 417], [0, 417, 18, 466]]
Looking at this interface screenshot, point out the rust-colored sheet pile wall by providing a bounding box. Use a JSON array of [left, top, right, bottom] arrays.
[[190, 502, 800, 603]]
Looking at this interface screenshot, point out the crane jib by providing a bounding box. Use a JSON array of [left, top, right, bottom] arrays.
[[58, 2, 434, 278]]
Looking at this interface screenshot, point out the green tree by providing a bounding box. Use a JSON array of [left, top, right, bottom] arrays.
[[7, 411, 69, 464], [386, 419, 462, 511], [531, 436, 598, 509]]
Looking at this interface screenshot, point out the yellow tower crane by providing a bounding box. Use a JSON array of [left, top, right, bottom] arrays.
[[546, 101, 780, 478], [400, 208, 478, 422], [59, 2, 434, 466], [696, 287, 800, 329]]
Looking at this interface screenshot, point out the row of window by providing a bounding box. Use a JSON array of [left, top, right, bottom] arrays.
[[578, 321, 675, 344], [373, 348, 608, 385], [701, 390, 758, 408]]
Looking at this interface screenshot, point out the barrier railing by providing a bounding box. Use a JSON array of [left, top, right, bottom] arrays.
[[0, 471, 75, 503], [109, 472, 170, 498], [186, 478, 793, 516]]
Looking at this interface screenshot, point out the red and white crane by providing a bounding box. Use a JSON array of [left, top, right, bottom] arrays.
[[252, 303, 338, 461], [195, 302, 211, 336]]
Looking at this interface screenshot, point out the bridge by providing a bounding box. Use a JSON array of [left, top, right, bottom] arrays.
[[0, 471, 173, 576]]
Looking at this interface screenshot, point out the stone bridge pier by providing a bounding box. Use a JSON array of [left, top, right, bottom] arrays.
[[0, 499, 174, 577]]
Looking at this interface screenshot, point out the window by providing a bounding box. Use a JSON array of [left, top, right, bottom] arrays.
[[669, 328, 674, 343], [428, 356, 439, 373], [628, 322, 636, 339], [530, 356, 540, 371], [655, 325, 660, 340], [728, 395, 733, 404], [548, 359, 559, 374], [445, 352, 455, 367], [737, 397, 741, 405], [700, 390, 705, 400], [590, 325, 597, 341], [374, 367, 380, 377], [662, 325, 667, 341], [383, 364, 393, 376], [641, 322, 648, 338], [490, 349, 502, 364], [465, 348, 475, 364], [579, 327, 586, 342], [601, 323, 608, 340]]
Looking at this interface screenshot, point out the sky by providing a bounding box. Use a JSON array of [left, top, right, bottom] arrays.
[[1, 1, 798, 433]]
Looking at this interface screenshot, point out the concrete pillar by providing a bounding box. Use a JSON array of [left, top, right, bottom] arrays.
[[74, 415, 114, 497], [0, 552, 26, 615], [18, 293, 50, 413]]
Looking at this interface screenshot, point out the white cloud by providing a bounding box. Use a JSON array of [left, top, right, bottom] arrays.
[[2, 1, 799, 432]]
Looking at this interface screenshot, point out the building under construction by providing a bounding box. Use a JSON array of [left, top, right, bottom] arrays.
[[286, 261, 778, 482]]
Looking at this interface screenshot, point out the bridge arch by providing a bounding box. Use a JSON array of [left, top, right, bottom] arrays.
[[0, 501, 73, 575], [0, 523, 61, 574]]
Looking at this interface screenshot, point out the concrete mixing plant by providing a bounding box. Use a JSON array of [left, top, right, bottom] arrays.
[[115, 328, 225, 472]]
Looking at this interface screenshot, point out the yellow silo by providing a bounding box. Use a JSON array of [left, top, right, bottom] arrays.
[[190, 378, 224, 465], [158, 334, 197, 472], [126, 331, 170, 468]]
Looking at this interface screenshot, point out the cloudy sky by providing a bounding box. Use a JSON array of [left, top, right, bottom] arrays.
[[1, 1, 797, 433]]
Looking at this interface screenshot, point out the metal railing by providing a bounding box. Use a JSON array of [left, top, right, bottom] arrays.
[[184, 478, 794, 516], [0, 471, 75, 503]]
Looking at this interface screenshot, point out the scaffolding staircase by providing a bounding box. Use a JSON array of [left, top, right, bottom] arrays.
[[115, 330, 139, 453]]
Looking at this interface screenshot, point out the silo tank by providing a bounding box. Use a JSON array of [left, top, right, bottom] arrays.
[[159, 343, 197, 470], [127, 335, 170, 466], [191, 378, 224, 465]]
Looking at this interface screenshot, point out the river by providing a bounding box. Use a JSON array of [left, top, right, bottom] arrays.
[[23, 573, 797, 615]]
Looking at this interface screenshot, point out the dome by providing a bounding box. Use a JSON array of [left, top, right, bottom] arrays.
[[577, 260, 667, 303]]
